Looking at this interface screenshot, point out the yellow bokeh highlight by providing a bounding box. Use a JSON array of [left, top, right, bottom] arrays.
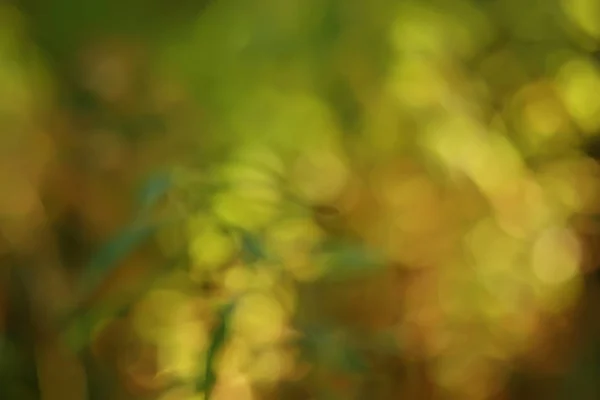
[[390, 1, 492, 59], [131, 289, 210, 381], [391, 6, 448, 56], [223, 266, 255, 295], [229, 143, 285, 177], [212, 189, 279, 231], [522, 95, 566, 138], [490, 177, 555, 238], [561, 0, 600, 40], [531, 227, 580, 286], [389, 57, 450, 109], [232, 89, 339, 154], [422, 114, 525, 202], [466, 218, 524, 279], [218, 163, 276, 189], [290, 146, 350, 204], [231, 292, 287, 346], [247, 347, 293, 383], [267, 218, 323, 256], [158, 324, 207, 380], [266, 217, 324, 280], [189, 219, 238, 272], [223, 265, 280, 295], [133, 289, 194, 343], [537, 157, 600, 215], [216, 337, 253, 378], [512, 82, 573, 151], [556, 57, 600, 134], [52, 1, 600, 397]]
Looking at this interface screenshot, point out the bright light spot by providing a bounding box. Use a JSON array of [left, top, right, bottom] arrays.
[[391, 7, 446, 56], [390, 58, 449, 109], [266, 217, 324, 280], [251, 267, 278, 291], [189, 223, 237, 271], [218, 163, 276, 188], [556, 57, 600, 133], [232, 293, 287, 346], [532, 228, 580, 286], [561, 0, 600, 40], [267, 217, 323, 258], [291, 147, 350, 204], [523, 97, 565, 137], [513, 83, 570, 146], [217, 338, 252, 378], [213, 190, 279, 231], [223, 266, 254, 294], [164, 320, 208, 352], [423, 115, 523, 195], [466, 218, 522, 272], [132, 289, 200, 346], [537, 157, 600, 213], [248, 348, 291, 383], [490, 177, 553, 238], [159, 326, 206, 380], [231, 143, 285, 176], [390, 1, 491, 59]]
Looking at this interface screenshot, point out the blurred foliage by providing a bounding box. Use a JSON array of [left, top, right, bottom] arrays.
[[2, 0, 600, 399]]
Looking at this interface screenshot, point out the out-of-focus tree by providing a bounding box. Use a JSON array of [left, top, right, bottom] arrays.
[[2, 0, 600, 399]]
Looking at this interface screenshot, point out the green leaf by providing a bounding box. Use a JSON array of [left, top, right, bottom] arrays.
[[62, 308, 100, 352], [299, 324, 366, 374], [137, 171, 171, 212], [197, 302, 235, 399], [76, 222, 158, 299], [63, 257, 184, 352], [64, 171, 172, 349], [339, 346, 367, 373], [238, 229, 266, 264], [317, 240, 386, 280]]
